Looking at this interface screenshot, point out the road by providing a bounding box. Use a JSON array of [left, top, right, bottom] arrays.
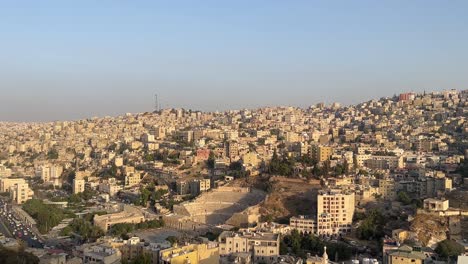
[[0, 200, 43, 248]]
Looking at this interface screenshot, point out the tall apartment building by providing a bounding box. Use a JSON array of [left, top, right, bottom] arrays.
[[379, 178, 396, 200], [176, 180, 190, 195], [0, 178, 27, 192], [193, 129, 205, 141], [152, 126, 166, 140], [73, 178, 86, 194], [311, 145, 333, 162], [226, 141, 239, 160], [179, 130, 194, 143], [284, 114, 296, 123], [10, 182, 34, 204], [218, 231, 280, 264], [317, 189, 355, 235], [189, 179, 211, 196], [37, 165, 63, 187]]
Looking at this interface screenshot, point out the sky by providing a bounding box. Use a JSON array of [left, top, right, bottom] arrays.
[[0, 1, 467, 122]]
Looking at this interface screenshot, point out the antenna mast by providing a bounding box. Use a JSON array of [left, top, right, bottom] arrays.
[[154, 94, 159, 112]]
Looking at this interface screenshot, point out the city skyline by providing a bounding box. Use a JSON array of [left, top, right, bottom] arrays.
[[1, 1, 467, 122], [0, 88, 459, 123]]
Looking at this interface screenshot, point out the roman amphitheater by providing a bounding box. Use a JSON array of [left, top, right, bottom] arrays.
[[170, 186, 266, 228]]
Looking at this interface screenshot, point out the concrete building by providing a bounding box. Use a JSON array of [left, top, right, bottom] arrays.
[[311, 145, 333, 162], [0, 178, 27, 192], [189, 178, 211, 196], [119, 237, 168, 264], [385, 245, 426, 264], [0, 164, 12, 177], [37, 165, 63, 187], [159, 242, 220, 264], [226, 141, 239, 160], [99, 178, 122, 197], [124, 172, 141, 187], [423, 198, 449, 212], [73, 178, 86, 194], [290, 215, 316, 234], [218, 231, 280, 264], [317, 189, 355, 235], [83, 243, 121, 264], [10, 182, 33, 204], [176, 180, 190, 195], [379, 178, 396, 200]]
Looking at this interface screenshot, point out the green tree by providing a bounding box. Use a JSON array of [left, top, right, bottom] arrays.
[[166, 236, 178, 246], [47, 149, 59, 159], [356, 209, 386, 240], [0, 247, 39, 264], [397, 191, 411, 205], [435, 239, 464, 260]]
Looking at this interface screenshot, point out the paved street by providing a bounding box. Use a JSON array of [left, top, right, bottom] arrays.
[[0, 200, 43, 248]]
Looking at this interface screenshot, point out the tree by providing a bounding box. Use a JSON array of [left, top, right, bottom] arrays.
[[0, 247, 39, 264], [123, 253, 152, 264], [397, 191, 411, 205], [356, 209, 386, 240], [207, 151, 215, 169], [166, 236, 178, 246], [23, 199, 71, 233], [47, 149, 59, 160], [435, 239, 464, 260]]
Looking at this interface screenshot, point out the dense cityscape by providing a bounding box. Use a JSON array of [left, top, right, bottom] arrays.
[[0, 89, 466, 263]]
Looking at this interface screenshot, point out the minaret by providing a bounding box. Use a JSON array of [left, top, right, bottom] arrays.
[[322, 246, 328, 264]]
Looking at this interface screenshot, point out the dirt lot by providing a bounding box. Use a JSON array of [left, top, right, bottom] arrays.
[[256, 176, 322, 222]]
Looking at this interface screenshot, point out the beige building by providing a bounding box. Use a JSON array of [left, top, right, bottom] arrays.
[[37, 165, 63, 187], [160, 242, 219, 264], [311, 145, 333, 162], [124, 172, 141, 187], [226, 141, 239, 160], [83, 243, 121, 264], [317, 189, 355, 235], [119, 237, 166, 264], [189, 178, 211, 196], [0, 164, 12, 177], [423, 198, 449, 211], [10, 182, 33, 204], [99, 178, 122, 196], [242, 152, 260, 167], [73, 178, 86, 194], [114, 157, 124, 167], [364, 156, 403, 170], [218, 231, 280, 264], [0, 178, 27, 192], [379, 178, 396, 200], [290, 215, 316, 234], [385, 245, 426, 264]]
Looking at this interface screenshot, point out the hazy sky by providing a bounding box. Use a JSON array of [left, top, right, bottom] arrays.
[[1, 1, 467, 122]]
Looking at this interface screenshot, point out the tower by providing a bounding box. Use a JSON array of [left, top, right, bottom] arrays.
[[154, 94, 159, 112], [322, 246, 328, 264]]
